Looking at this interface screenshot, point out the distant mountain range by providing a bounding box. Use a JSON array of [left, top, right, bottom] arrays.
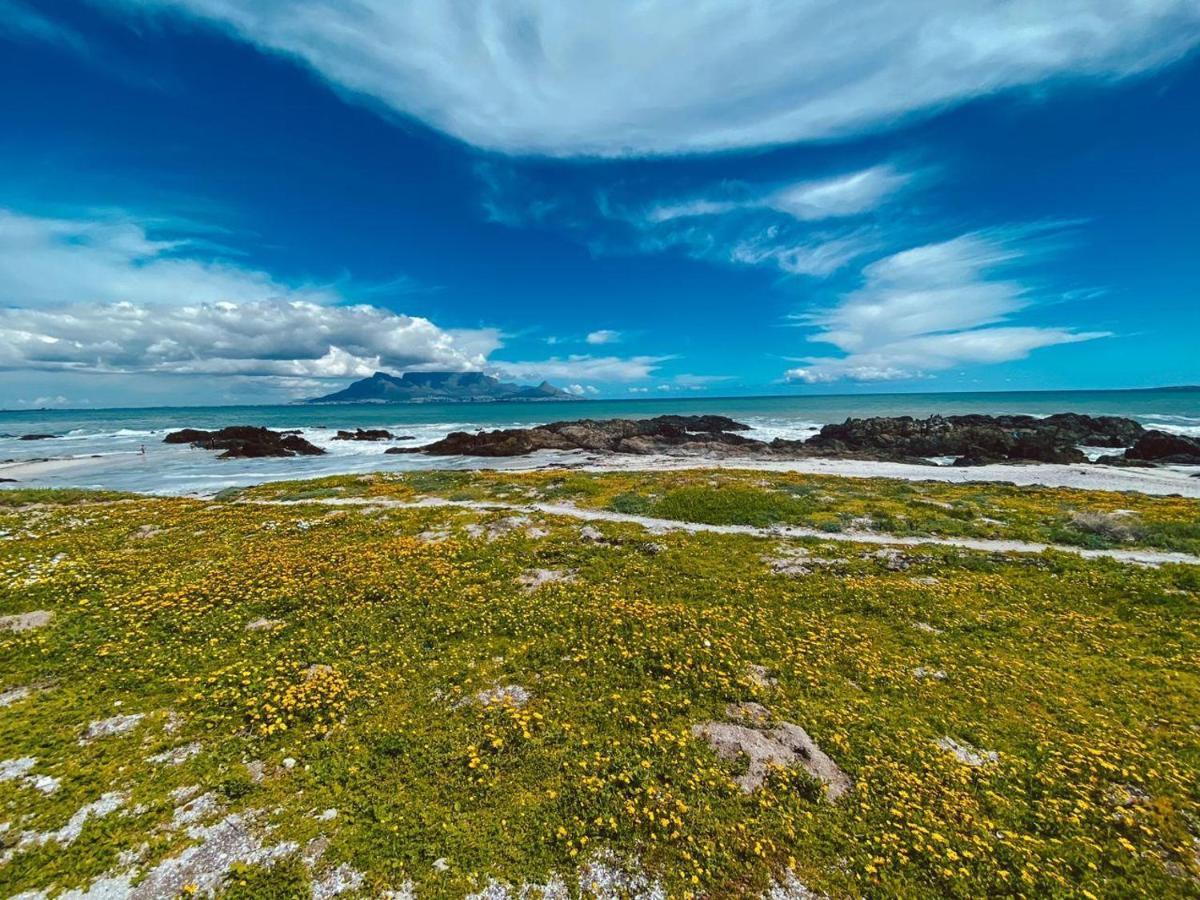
[[306, 371, 576, 404]]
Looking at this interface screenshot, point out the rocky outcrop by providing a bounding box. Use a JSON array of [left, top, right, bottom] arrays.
[[804, 413, 1141, 465], [18, 434, 56, 441], [332, 428, 395, 441], [163, 427, 325, 459], [692, 706, 851, 799], [1121, 430, 1200, 464], [390, 415, 754, 457], [400, 411, 1148, 466]]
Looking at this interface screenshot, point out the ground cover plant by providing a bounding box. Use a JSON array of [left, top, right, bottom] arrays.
[[1, 472, 1198, 898], [242, 468, 1200, 555]]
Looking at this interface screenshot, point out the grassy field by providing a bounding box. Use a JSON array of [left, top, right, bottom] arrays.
[[2, 471, 1199, 898]]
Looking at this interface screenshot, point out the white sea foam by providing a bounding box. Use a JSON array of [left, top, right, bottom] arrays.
[[3, 397, 1199, 496]]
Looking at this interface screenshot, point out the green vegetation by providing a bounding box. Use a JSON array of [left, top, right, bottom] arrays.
[[1, 473, 1198, 898], [241, 468, 1200, 554]]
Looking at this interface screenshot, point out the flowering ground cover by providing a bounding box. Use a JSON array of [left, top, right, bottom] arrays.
[[1, 472, 1198, 898], [243, 468, 1200, 556]]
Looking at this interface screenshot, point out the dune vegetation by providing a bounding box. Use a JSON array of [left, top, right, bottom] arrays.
[[2, 471, 1199, 898]]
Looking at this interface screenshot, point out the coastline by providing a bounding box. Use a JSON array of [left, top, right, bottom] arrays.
[[4, 446, 1199, 497]]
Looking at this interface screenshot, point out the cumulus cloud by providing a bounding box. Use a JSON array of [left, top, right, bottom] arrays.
[[120, 0, 1200, 156], [564, 383, 599, 396], [785, 230, 1108, 382], [0, 208, 511, 385], [0, 300, 499, 377]]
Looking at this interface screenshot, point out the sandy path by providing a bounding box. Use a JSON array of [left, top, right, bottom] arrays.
[[248, 496, 1200, 567]]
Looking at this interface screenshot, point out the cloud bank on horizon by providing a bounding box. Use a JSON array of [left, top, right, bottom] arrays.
[[1, 0, 1198, 405]]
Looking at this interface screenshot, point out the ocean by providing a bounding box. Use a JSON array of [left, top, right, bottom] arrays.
[[2, 388, 1198, 495]]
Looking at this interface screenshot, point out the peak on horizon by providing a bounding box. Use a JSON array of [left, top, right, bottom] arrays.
[[306, 370, 575, 404]]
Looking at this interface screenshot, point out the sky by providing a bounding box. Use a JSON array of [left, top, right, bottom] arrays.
[[1, 0, 1198, 407]]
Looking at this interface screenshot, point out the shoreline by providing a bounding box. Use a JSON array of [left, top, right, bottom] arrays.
[[3, 446, 1199, 497]]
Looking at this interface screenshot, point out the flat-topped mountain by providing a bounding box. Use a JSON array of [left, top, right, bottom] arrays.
[[306, 371, 575, 404]]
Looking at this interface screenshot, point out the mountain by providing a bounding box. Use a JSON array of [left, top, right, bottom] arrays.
[[306, 371, 576, 404]]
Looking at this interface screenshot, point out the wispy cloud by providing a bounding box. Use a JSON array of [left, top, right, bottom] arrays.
[[784, 228, 1109, 383], [480, 162, 904, 278], [0, 0, 89, 55], [118, 0, 1200, 156], [493, 354, 670, 383], [0, 208, 340, 309], [585, 329, 622, 345], [647, 166, 912, 224]]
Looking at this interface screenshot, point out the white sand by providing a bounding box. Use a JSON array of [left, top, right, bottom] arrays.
[[3, 447, 1198, 498], [0, 452, 137, 481]]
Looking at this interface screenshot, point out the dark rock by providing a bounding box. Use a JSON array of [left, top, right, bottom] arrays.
[[1095, 454, 1156, 468], [333, 428, 395, 441], [399, 411, 1148, 466], [397, 415, 755, 457], [18, 434, 56, 441], [1123, 430, 1200, 464], [163, 426, 326, 459], [809, 413, 1129, 465]]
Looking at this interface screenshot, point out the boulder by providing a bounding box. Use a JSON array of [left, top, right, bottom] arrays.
[[18, 434, 56, 441], [1122, 430, 1200, 464], [809, 413, 1127, 464], [163, 426, 325, 459]]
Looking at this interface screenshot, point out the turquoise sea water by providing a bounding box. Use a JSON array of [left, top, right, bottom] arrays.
[[2, 388, 1198, 494]]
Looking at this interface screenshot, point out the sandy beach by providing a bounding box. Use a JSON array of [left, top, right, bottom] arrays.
[[4, 446, 1199, 497]]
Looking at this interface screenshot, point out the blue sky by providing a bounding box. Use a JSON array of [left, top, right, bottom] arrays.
[[1, 0, 1198, 407]]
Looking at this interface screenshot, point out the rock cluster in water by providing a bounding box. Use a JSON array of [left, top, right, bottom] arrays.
[[397, 412, 1166, 466], [163, 427, 325, 459], [162, 413, 1198, 468], [802, 413, 1144, 466]]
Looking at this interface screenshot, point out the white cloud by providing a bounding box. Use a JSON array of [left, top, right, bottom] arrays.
[[0, 208, 341, 309], [0, 300, 498, 378], [0, 208, 507, 384], [121, 0, 1200, 156], [480, 161, 899, 278], [649, 166, 911, 224], [728, 229, 880, 277], [493, 354, 669, 383], [585, 329, 621, 345], [0, 209, 683, 397], [564, 383, 599, 396], [785, 229, 1109, 382], [765, 167, 912, 222]]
